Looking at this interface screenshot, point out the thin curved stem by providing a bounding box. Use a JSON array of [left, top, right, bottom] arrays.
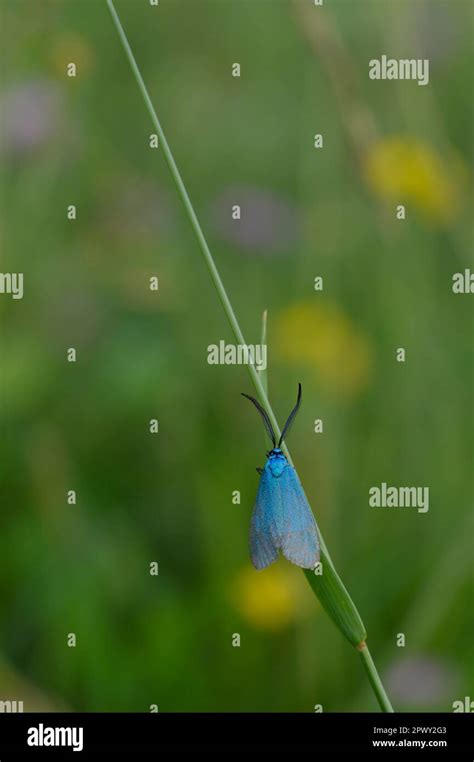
[[107, 0, 394, 713], [358, 643, 394, 712]]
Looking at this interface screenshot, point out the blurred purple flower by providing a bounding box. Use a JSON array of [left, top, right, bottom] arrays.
[[416, 2, 461, 65], [386, 655, 458, 706], [209, 185, 299, 254], [1, 79, 62, 156]]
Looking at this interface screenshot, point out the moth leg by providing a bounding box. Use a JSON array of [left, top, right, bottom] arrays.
[[256, 467, 263, 474]]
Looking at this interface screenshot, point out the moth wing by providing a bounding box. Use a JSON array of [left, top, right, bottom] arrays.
[[278, 466, 320, 569], [250, 467, 279, 570]]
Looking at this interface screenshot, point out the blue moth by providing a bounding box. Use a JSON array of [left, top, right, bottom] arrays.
[[242, 384, 320, 570]]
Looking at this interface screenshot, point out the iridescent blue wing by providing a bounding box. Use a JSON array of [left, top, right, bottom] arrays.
[[250, 461, 320, 570], [249, 466, 279, 570], [276, 466, 320, 569]]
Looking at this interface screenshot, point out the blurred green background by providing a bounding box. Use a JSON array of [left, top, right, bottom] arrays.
[[1, 0, 472, 712]]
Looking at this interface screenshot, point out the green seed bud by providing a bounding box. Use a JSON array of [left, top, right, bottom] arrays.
[[304, 548, 367, 648]]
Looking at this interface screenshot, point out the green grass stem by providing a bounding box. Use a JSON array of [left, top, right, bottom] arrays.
[[107, 0, 394, 713]]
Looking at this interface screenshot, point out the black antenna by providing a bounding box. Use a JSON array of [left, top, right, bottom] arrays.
[[278, 383, 302, 447], [241, 393, 276, 447]]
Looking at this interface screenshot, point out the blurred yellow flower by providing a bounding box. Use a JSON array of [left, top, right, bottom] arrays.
[[364, 136, 466, 222], [51, 33, 95, 77], [231, 564, 300, 631], [275, 301, 371, 398]]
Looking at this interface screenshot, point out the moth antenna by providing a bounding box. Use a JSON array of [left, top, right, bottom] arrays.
[[241, 393, 276, 447], [278, 383, 302, 447]]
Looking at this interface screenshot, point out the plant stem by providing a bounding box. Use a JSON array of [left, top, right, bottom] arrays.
[[258, 309, 268, 397], [106, 0, 283, 450], [358, 644, 394, 712], [107, 0, 394, 713]]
